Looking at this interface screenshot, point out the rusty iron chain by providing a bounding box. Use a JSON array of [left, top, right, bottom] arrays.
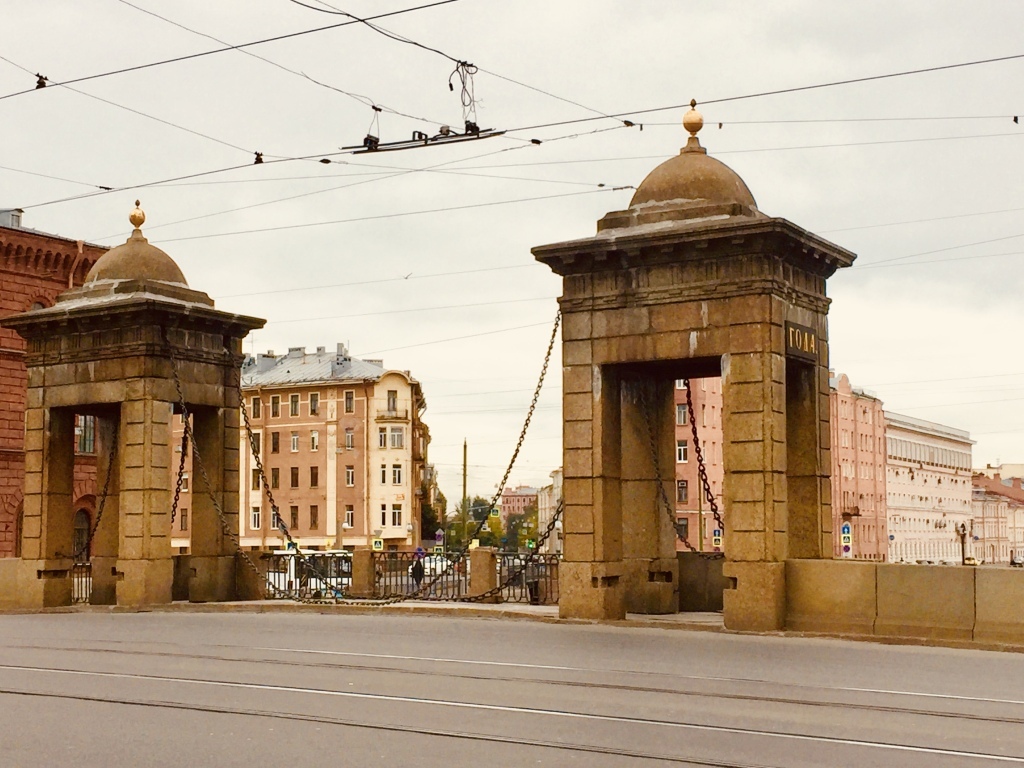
[[635, 380, 723, 561], [58, 426, 118, 562], [169, 432, 188, 527]]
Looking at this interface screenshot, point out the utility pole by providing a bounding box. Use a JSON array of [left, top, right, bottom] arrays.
[[461, 438, 468, 545]]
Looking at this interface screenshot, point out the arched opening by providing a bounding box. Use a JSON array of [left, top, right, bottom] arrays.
[[72, 509, 91, 562]]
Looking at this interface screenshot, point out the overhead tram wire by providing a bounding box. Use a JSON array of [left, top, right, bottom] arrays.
[[0, 0, 465, 102], [266, 295, 557, 325], [114, 0, 446, 127]]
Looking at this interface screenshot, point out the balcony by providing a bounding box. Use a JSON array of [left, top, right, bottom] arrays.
[[840, 506, 861, 517], [376, 409, 409, 422]]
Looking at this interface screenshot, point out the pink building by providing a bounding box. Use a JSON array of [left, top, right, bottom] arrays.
[[674, 378, 724, 552], [500, 485, 538, 521], [829, 373, 887, 560]]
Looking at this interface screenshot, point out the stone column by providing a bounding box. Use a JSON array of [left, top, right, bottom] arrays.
[[559, 357, 625, 620], [89, 411, 121, 605], [620, 380, 677, 614], [721, 348, 788, 631], [189, 405, 237, 602], [469, 547, 499, 603], [115, 396, 173, 606]]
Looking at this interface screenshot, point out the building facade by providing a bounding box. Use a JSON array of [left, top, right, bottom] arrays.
[[829, 373, 887, 560], [500, 485, 538, 521], [0, 210, 106, 557], [971, 473, 1024, 564], [885, 412, 974, 563], [220, 344, 431, 551], [537, 467, 563, 554], [674, 378, 724, 552]]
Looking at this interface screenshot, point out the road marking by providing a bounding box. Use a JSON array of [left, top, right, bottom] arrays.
[[251, 646, 580, 671], [2, 663, 1022, 763]]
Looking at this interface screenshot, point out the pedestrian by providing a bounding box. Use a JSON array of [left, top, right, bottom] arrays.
[[411, 555, 425, 592]]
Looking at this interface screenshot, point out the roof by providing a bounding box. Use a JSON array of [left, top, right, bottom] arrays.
[[241, 346, 386, 387], [885, 411, 974, 444]]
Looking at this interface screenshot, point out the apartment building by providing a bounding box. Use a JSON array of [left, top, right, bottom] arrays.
[[885, 412, 974, 563], [537, 468, 563, 554], [225, 344, 431, 551], [674, 378, 724, 552], [829, 373, 887, 560], [971, 473, 1024, 564], [500, 485, 538, 521], [0, 209, 106, 557]]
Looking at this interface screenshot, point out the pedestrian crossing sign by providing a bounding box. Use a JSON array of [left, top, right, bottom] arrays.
[[371, 538, 384, 551]]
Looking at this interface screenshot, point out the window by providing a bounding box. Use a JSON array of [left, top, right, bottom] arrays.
[[251, 469, 260, 491], [310, 505, 319, 530], [270, 395, 280, 417], [677, 517, 689, 540], [391, 504, 403, 527], [381, 504, 388, 527], [271, 432, 280, 453], [310, 430, 319, 451], [179, 508, 188, 532], [345, 465, 355, 486], [251, 507, 261, 530], [677, 480, 688, 504], [392, 464, 403, 485], [272, 510, 283, 530], [390, 427, 404, 449], [75, 415, 96, 454], [290, 506, 299, 530], [252, 433, 261, 455], [310, 466, 319, 488], [345, 429, 354, 449], [344, 505, 354, 528], [378, 427, 387, 448], [289, 394, 299, 417], [701, 404, 706, 427], [380, 464, 387, 484], [387, 390, 398, 412], [290, 467, 299, 488], [271, 468, 280, 489], [675, 379, 685, 389], [676, 440, 688, 463], [344, 390, 354, 413], [290, 432, 299, 452], [309, 393, 319, 416], [181, 473, 190, 492], [676, 404, 688, 426], [251, 397, 261, 419]]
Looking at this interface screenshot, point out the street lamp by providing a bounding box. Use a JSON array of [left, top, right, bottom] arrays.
[[955, 522, 968, 565]]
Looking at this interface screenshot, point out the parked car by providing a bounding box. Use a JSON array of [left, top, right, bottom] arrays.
[[1010, 557, 1023, 568], [408, 555, 450, 578], [963, 556, 979, 566]]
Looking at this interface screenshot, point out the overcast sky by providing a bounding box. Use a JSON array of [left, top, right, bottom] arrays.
[[3, 1, 1023, 503]]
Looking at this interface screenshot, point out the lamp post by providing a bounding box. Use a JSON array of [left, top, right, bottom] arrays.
[[956, 522, 968, 566]]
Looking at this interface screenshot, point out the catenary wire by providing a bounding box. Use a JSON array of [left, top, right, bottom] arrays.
[[0, 0, 465, 102], [265, 295, 556, 324], [352, 320, 553, 357]]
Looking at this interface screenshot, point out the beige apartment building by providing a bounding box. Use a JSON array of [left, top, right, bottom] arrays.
[[971, 473, 1024, 564], [885, 412, 974, 563], [170, 344, 431, 552]]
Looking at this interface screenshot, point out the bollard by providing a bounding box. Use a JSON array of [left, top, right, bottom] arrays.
[[469, 547, 500, 604], [350, 548, 375, 598]]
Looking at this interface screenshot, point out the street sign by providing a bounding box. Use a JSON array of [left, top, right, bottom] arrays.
[[712, 536, 722, 548], [434, 528, 444, 542], [433, 545, 444, 554], [841, 534, 852, 545], [713, 529, 721, 537], [371, 538, 384, 551], [490, 508, 500, 518], [841, 522, 851, 536]]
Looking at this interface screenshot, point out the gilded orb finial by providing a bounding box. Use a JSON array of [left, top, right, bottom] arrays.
[[129, 200, 145, 230], [683, 99, 703, 137]]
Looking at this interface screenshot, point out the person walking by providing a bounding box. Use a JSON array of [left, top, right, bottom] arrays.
[[411, 555, 425, 593]]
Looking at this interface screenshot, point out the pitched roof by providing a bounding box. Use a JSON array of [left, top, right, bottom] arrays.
[[241, 346, 384, 387]]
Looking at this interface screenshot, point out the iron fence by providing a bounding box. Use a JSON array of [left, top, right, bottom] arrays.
[[71, 562, 91, 604], [265, 551, 352, 600], [498, 554, 560, 604], [372, 552, 468, 600]]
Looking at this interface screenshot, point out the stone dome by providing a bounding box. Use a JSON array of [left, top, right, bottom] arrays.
[[85, 202, 188, 286], [629, 144, 757, 211]]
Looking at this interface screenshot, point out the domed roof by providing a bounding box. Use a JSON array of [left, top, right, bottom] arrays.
[[629, 102, 757, 212], [85, 202, 188, 286]]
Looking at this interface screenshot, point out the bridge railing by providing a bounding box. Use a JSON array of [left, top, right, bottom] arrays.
[[498, 553, 560, 605], [371, 551, 468, 600]]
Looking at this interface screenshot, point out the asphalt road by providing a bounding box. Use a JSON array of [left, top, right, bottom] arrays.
[[1, 611, 1023, 767]]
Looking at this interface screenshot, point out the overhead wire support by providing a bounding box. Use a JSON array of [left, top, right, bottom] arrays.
[[342, 127, 506, 154]]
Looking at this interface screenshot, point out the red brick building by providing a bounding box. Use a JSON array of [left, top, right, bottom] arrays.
[[0, 209, 106, 557]]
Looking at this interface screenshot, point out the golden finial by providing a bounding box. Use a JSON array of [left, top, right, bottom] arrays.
[[129, 200, 145, 230], [683, 98, 703, 137]]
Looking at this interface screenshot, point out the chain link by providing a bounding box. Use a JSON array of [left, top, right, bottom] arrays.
[[58, 426, 118, 562], [685, 379, 724, 534], [635, 379, 723, 561], [169, 432, 187, 527]]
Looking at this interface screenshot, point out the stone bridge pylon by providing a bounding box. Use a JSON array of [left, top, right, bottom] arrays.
[[0, 203, 264, 608], [533, 103, 855, 630]]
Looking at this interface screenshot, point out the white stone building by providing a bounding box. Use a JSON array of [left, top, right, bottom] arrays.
[[885, 412, 974, 563], [537, 468, 563, 555]]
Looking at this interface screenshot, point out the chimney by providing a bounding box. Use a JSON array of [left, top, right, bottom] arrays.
[[316, 346, 326, 354], [287, 346, 305, 358]]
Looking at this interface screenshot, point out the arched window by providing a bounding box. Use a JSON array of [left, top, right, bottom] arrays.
[[72, 509, 91, 562]]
